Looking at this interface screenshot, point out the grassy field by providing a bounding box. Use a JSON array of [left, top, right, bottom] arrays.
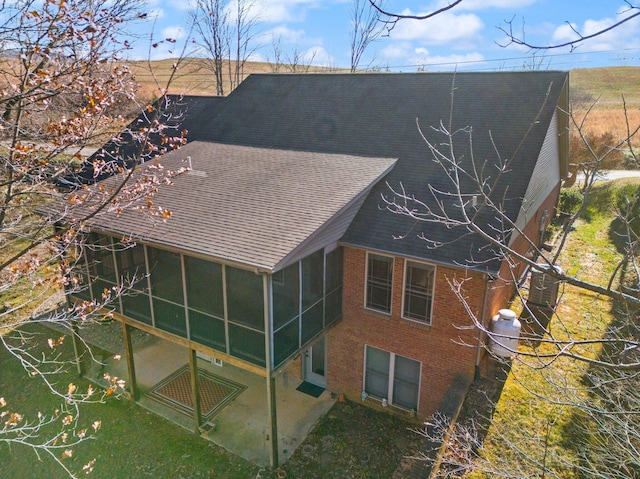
[[571, 67, 640, 108], [0, 324, 258, 478], [565, 67, 640, 150], [128, 58, 346, 99]]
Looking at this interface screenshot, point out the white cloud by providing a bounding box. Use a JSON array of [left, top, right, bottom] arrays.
[[146, 8, 165, 21], [225, 0, 324, 24], [378, 42, 485, 70], [257, 1, 304, 23], [379, 42, 413, 61], [388, 10, 484, 44], [263, 25, 307, 45], [162, 26, 187, 41], [302, 45, 334, 67], [167, 0, 196, 11], [409, 48, 485, 69]]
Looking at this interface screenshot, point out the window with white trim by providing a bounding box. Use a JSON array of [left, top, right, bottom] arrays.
[[364, 345, 420, 411], [403, 260, 435, 324], [366, 253, 393, 314]]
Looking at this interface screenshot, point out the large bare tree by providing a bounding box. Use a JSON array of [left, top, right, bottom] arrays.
[[356, 2, 640, 475], [383, 84, 640, 477], [190, 0, 230, 95], [349, 0, 386, 72], [190, 0, 260, 93], [228, 0, 261, 90]]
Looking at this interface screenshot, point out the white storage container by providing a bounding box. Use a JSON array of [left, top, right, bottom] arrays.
[[490, 309, 522, 358]]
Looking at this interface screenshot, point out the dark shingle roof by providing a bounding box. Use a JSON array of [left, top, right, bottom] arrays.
[[187, 71, 568, 273], [61, 72, 568, 274], [77, 141, 396, 270], [58, 95, 225, 188]]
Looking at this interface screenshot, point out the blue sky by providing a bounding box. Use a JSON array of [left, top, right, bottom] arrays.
[[133, 0, 640, 70]]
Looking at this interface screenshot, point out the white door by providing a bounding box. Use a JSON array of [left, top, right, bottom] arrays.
[[304, 336, 327, 388]]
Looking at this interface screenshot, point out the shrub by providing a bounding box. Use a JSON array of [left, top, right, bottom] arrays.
[[558, 189, 583, 218], [614, 184, 640, 236], [570, 131, 627, 170]]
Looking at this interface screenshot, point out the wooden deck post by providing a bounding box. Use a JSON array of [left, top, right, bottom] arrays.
[[71, 320, 84, 377], [263, 273, 279, 467], [121, 322, 138, 400], [266, 373, 278, 467], [189, 348, 202, 433]]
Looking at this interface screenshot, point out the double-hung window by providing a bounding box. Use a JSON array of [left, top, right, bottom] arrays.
[[403, 260, 435, 324], [366, 253, 393, 314], [364, 345, 421, 411]]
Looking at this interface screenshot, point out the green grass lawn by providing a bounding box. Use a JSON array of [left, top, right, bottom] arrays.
[[461, 179, 640, 478], [0, 322, 420, 478], [0, 324, 258, 479]]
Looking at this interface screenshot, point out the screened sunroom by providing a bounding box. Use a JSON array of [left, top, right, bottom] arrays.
[[69, 232, 344, 370], [59, 141, 396, 466]]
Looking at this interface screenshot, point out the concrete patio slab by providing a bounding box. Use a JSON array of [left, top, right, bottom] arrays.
[[94, 333, 335, 466]]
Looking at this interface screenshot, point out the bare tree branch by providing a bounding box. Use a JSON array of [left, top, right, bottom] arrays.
[[498, 5, 640, 51]]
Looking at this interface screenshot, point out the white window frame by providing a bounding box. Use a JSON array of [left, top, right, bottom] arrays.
[[364, 251, 394, 315], [363, 345, 421, 412], [401, 259, 435, 325]]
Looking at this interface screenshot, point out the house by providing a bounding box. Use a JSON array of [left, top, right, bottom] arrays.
[[59, 71, 569, 467]]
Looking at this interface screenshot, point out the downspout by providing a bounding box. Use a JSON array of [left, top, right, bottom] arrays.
[[474, 274, 492, 381]]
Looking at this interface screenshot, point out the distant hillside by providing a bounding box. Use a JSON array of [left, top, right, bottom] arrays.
[[128, 58, 343, 99], [132, 60, 640, 106], [568, 67, 640, 139], [570, 66, 640, 108]]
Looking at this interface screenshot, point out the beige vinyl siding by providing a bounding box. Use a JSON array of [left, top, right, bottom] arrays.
[[511, 109, 561, 243]]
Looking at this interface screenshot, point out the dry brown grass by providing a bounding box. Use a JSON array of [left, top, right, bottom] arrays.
[[127, 58, 345, 100], [571, 108, 640, 139], [569, 66, 640, 141]]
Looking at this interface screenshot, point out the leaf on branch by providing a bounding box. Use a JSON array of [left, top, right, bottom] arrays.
[[5, 412, 24, 427]]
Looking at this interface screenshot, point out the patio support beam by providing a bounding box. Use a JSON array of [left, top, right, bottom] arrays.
[[189, 348, 202, 433], [110, 311, 268, 377], [263, 273, 279, 468], [121, 322, 138, 400]]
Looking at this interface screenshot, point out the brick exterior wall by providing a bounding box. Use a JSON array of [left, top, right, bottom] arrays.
[[328, 186, 561, 420], [327, 247, 487, 419], [484, 183, 561, 320], [471, 184, 561, 375]]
